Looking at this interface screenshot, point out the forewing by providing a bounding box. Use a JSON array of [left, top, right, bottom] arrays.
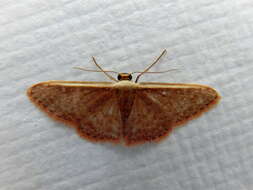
[[27, 81, 122, 143], [124, 83, 220, 145]]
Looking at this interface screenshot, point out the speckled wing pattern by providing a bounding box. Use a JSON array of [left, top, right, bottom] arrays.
[[27, 82, 122, 143], [124, 82, 220, 145], [27, 81, 220, 146]]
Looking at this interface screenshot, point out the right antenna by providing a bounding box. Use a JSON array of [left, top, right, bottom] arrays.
[[135, 49, 167, 83]]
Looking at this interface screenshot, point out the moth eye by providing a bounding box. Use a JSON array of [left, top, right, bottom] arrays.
[[117, 74, 122, 80]]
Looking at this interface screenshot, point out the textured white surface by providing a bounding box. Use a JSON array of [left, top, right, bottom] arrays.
[[1, 0, 253, 189]]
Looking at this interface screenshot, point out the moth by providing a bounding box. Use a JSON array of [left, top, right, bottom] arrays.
[[27, 50, 220, 146]]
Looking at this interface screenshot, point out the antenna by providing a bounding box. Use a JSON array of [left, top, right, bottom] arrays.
[[73, 67, 119, 74], [91, 57, 118, 82], [131, 69, 178, 74], [135, 49, 167, 83]]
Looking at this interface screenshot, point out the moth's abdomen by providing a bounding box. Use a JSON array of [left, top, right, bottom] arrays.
[[116, 89, 136, 124]]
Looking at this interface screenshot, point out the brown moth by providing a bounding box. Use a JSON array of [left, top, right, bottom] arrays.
[[27, 50, 220, 146]]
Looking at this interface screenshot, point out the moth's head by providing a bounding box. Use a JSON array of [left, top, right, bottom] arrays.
[[117, 73, 132, 81], [74, 49, 172, 83]]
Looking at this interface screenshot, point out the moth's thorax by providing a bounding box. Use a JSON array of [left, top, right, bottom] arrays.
[[113, 81, 138, 89]]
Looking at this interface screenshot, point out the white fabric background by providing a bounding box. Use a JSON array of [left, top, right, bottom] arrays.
[[1, 0, 253, 189]]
